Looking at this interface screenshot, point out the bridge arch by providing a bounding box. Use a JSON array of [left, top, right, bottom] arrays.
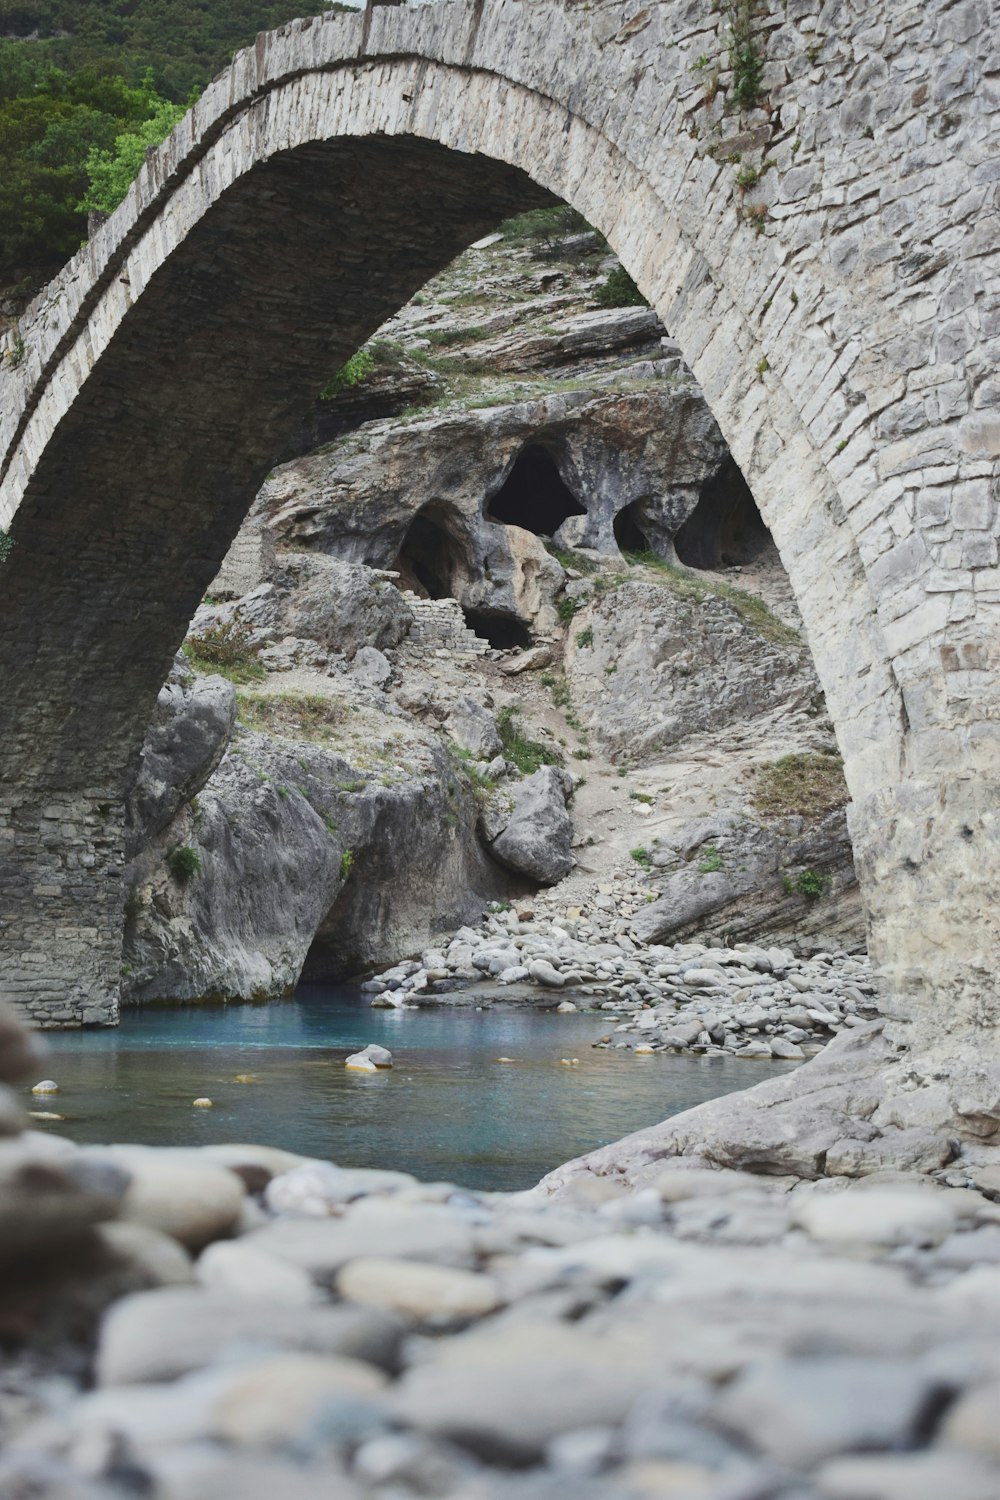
[[0, 1, 996, 1118]]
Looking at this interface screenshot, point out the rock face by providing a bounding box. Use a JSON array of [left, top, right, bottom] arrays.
[[125, 658, 236, 858], [565, 579, 812, 763], [236, 382, 729, 637], [194, 553, 414, 665], [633, 808, 863, 952], [483, 767, 575, 884], [124, 719, 515, 1003]]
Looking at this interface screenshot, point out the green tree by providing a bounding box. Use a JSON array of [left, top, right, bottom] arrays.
[[79, 91, 185, 214]]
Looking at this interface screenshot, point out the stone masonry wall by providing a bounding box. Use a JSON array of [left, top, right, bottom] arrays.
[[0, 0, 996, 1111]]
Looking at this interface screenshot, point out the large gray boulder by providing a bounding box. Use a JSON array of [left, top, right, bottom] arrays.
[[126, 657, 236, 856], [484, 766, 574, 884], [190, 554, 413, 664], [630, 809, 862, 953], [123, 723, 513, 1004], [446, 696, 502, 760]]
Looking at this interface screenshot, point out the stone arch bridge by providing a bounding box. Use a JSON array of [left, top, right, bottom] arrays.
[[0, 0, 997, 1119]]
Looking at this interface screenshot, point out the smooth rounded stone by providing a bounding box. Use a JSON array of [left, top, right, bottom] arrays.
[[192, 1097, 213, 1108], [556, 1000, 578, 1014], [498, 965, 530, 984], [336, 1256, 502, 1322], [210, 1352, 388, 1447], [389, 1322, 660, 1463], [198, 1143, 317, 1187], [370, 990, 404, 1009], [353, 1432, 460, 1492], [96, 1287, 404, 1385], [144, 1449, 364, 1500], [31, 1079, 60, 1095], [244, 1199, 478, 1280], [95, 1150, 246, 1251], [791, 1186, 958, 1249], [655, 1169, 781, 1203], [814, 1451, 1000, 1500], [680, 970, 723, 990], [264, 1161, 417, 1216], [940, 1379, 1000, 1460], [196, 1240, 317, 1306], [770, 1038, 805, 1060], [345, 1053, 377, 1073], [0, 1137, 130, 1254], [96, 1221, 196, 1288], [711, 1355, 944, 1469], [528, 959, 565, 988]]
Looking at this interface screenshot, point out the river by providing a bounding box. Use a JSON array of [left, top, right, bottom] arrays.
[[23, 983, 795, 1191]]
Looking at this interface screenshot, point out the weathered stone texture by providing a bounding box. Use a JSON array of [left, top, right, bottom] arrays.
[[0, 0, 996, 1111]]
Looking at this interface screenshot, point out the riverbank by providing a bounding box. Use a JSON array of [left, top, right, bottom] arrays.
[[362, 893, 875, 1064], [4, 1062, 1000, 1499]]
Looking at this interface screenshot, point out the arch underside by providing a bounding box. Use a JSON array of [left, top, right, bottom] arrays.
[[0, 15, 995, 1113]]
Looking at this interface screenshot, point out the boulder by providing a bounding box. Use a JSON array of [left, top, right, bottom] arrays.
[[484, 767, 574, 884], [446, 697, 502, 760], [631, 809, 861, 953]]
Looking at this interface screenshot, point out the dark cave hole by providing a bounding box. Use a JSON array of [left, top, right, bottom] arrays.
[[395, 508, 462, 598], [462, 608, 533, 650], [674, 456, 772, 570], [613, 499, 651, 555], [486, 444, 587, 536]]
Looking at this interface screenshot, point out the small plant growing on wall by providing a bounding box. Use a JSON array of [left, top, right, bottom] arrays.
[[783, 868, 829, 900], [0, 529, 13, 564], [168, 845, 202, 884], [339, 848, 354, 880]]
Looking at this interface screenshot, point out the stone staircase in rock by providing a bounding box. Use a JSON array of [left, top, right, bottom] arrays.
[[399, 590, 490, 657]]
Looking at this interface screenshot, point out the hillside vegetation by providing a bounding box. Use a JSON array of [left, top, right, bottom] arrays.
[[0, 1, 347, 301]]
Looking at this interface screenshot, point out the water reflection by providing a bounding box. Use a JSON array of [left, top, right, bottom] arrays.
[[25, 983, 794, 1191]]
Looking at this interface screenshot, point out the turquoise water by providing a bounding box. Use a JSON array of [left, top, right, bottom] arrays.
[[24, 984, 793, 1191]]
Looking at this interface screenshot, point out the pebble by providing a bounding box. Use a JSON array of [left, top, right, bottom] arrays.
[[30, 1080, 59, 1094], [335, 1256, 502, 1322], [96, 1286, 403, 1385], [792, 1186, 958, 1249], [90, 1147, 247, 1250]]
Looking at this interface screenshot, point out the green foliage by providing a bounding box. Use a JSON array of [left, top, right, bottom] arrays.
[[620, 550, 800, 648], [783, 868, 829, 901], [557, 596, 579, 623], [753, 752, 848, 821], [184, 618, 265, 683], [0, 528, 13, 564], [168, 844, 201, 884], [542, 540, 599, 574], [698, 845, 723, 873], [498, 204, 593, 250], [724, 0, 764, 111], [78, 91, 186, 214], [496, 706, 561, 776], [630, 846, 653, 871], [629, 791, 653, 805], [575, 625, 593, 648], [592, 265, 648, 309], [0, 2, 349, 291], [339, 848, 354, 881], [319, 347, 376, 400], [237, 691, 346, 746]]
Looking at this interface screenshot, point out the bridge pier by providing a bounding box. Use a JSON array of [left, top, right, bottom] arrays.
[[0, 794, 123, 1027]]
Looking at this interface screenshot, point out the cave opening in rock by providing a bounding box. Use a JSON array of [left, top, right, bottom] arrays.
[[487, 444, 587, 536], [613, 499, 652, 555], [673, 456, 772, 570], [395, 506, 463, 598], [462, 608, 533, 650]]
